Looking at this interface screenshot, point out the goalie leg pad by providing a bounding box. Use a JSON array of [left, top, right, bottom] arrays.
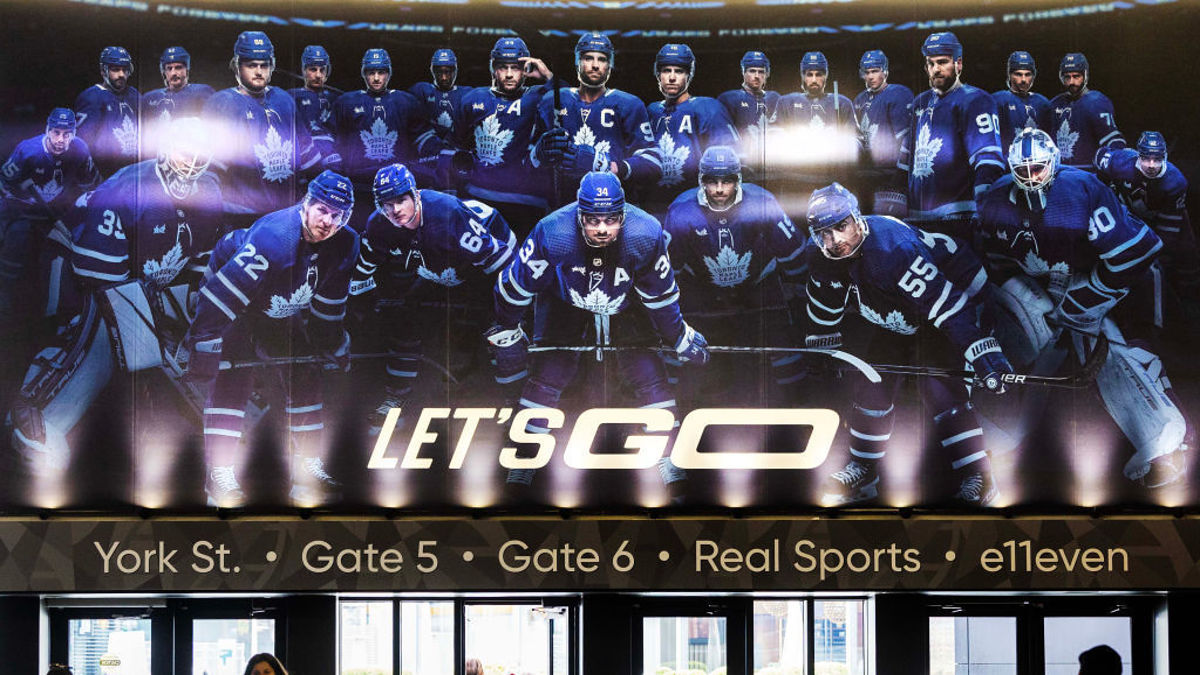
[[97, 280, 164, 372], [991, 276, 1055, 366]]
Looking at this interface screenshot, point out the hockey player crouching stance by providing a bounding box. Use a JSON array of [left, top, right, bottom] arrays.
[[978, 128, 1189, 488], [805, 183, 1013, 506]]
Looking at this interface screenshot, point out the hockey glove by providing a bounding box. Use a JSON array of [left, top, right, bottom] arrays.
[[321, 330, 352, 372], [564, 142, 598, 177], [966, 336, 1014, 394], [183, 337, 223, 396], [533, 128, 569, 167], [805, 332, 843, 350], [485, 324, 529, 384], [1054, 269, 1128, 336], [872, 190, 908, 219], [674, 323, 710, 365]]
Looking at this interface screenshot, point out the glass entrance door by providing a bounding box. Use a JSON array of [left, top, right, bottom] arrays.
[[464, 602, 571, 675]]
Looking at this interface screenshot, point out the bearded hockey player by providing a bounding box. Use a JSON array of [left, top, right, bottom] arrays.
[[894, 32, 1005, 241], [350, 163, 516, 427], [1048, 53, 1125, 171], [775, 52, 856, 131], [488, 171, 709, 498], [289, 45, 338, 169], [203, 31, 324, 222], [7, 119, 223, 483], [74, 46, 140, 177], [854, 50, 914, 185], [804, 183, 1012, 507], [990, 51, 1050, 160], [531, 32, 656, 207], [409, 49, 466, 145], [185, 170, 359, 507], [662, 146, 809, 399], [142, 47, 215, 135], [332, 48, 443, 232], [718, 51, 780, 170], [977, 128, 1188, 488]]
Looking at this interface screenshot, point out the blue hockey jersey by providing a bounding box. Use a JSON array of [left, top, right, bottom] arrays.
[[74, 83, 140, 173], [532, 87, 656, 186], [899, 83, 1006, 223], [350, 190, 516, 295], [854, 83, 914, 170], [202, 86, 319, 215], [494, 203, 685, 344], [142, 84, 215, 125], [409, 82, 467, 140], [70, 159, 224, 292], [638, 96, 739, 211], [1095, 147, 1189, 234], [976, 168, 1161, 294], [290, 87, 336, 137], [774, 92, 857, 131], [1046, 89, 1124, 169], [331, 89, 441, 184], [804, 215, 991, 357], [990, 89, 1051, 160], [454, 84, 554, 209], [0, 135, 100, 218], [717, 88, 781, 162]]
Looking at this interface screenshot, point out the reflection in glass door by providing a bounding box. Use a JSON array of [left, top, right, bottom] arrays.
[[465, 604, 569, 675], [929, 616, 1018, 675], [643, 616, 728, 675], [192, 618, 275, 675], [68, 618, 153, 675], [1043, 617, 1131, 675]]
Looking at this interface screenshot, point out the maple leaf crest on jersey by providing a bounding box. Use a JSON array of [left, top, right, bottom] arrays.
[[859, 112, 879, 144], [568, 287, 626, 315], [360, 117, 399, 161], [1056, 118, 1080, 160], [112, 115, 138, 156], [1020, 250, 1071, 293], [475, 114, 513, 166], [436, 110, 453, 131], [142, 242, 188, 289], [37, 172, 64, 204], [859, 300, 917, 335], [267, 282, 314, 318], [703, 246, 752, 287], [656, 133, 690, 186], [417, 264, 463, 287], [254, 126, 295, 183], [572, 125, 612, 171], [912, 124, 943, 180]]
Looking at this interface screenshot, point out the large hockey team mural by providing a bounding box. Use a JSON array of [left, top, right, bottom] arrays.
[[0, 0, 1195, 513]]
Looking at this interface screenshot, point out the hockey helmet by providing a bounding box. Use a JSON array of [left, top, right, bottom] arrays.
[[807, 182, 868, 260]]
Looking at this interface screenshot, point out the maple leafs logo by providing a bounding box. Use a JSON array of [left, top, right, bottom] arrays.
[[267, 283, 314, 318], [859, 301, 917, 335], [436, 110, 453, 131], [568, 287, 626, 315], [475, 114, 513, 166], [417, 264, 463, 287], [1020, 250, 1070, 281], [112, 115, 138, 156], [1056, 118, 1079, 160], [361, 117, 399, 161], [809, 113, 826, 131], [142, 242, 188, 289], [912, 124, 942, 180], [656, 133, 690, 186], [859, 112, 878, 143], [572, 126, 612, 171], [254, 126, 295, 183], [703, 246, 752, 287], [37, 170, 64, 204]]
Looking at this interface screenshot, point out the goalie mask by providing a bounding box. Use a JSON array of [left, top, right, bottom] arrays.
[[373, 163, 422, 230], [1008, 128, 1059, 210], [577, 171, 625, 248], [808, 182, 868, 260], [157, 117, 212, 200]]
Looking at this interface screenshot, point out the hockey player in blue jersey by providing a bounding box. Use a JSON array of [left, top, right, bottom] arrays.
[[0, 108, 101, 323], [530, 32, 657, 207], [717, 51, 780, 171], [289, 45, 339, 170], [142, 46, 215, 148], [991, 51, 1050, 161], [1096, 131, 1198, 331], [803, 183, 1012, 506], [184, 170, 360, 507], [350, 163, 516, 425], [776, 52, 857, 132], [203, 31, 324, 222], [637, 43, 739, 219], [489, 171, 709, 497], [896, 32, 1006, 241], [663, 146, 808, 401], [977, 128, 1188, 488], [332, 48, 443, 232], [74, 46, 140, 178], [409, 49, 466, 146], [854, 50, 914, 195], [1048, 53, 1124, 170], [451, 37, 556, 237], [7, 119, 224, 481]]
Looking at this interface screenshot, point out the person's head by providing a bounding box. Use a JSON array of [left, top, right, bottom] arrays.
[[465, 658, 483, 675], [244, 653, 288, 675], [302, 45, 331, 90], [100, 46, 133, 92], [362, 48, 392, 94], [1078, 644, 1122, 675], [373, 163, 422, 230], [654, 43, 695, 101], [859, 50, 888, 92], [922, 32, 963, 94], [575, 32, 615, 90], [431, 48, 458, 90], [490, 37, 531, 94], [807, 182, 868, 260], [44, 108, 77, 156], [301, 170, 354, 243], [1059, 52, 1089, 98], [740, 51, 770, 95], [1136, 130, 1168, 179], [577, 171, 626, 248], [157, 117, 213, 200], [698, 145, 742, 212], [160, 46, 191, 92], [231, 31, 275, 95], [1008, 128, 1060, 210], [800, 51, 828, 97], [1006, 50, 1036, 95]]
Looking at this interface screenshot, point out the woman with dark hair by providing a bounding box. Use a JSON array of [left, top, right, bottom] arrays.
[[244, 653, 289, 675]]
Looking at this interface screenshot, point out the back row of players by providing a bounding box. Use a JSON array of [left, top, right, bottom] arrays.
[[0, 29, 1191, 508]]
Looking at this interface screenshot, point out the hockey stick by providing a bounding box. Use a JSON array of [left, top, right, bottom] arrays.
[[528, 344, 882, 383], [865, 334, 1110, 389], [219, 352, 461, 384]]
